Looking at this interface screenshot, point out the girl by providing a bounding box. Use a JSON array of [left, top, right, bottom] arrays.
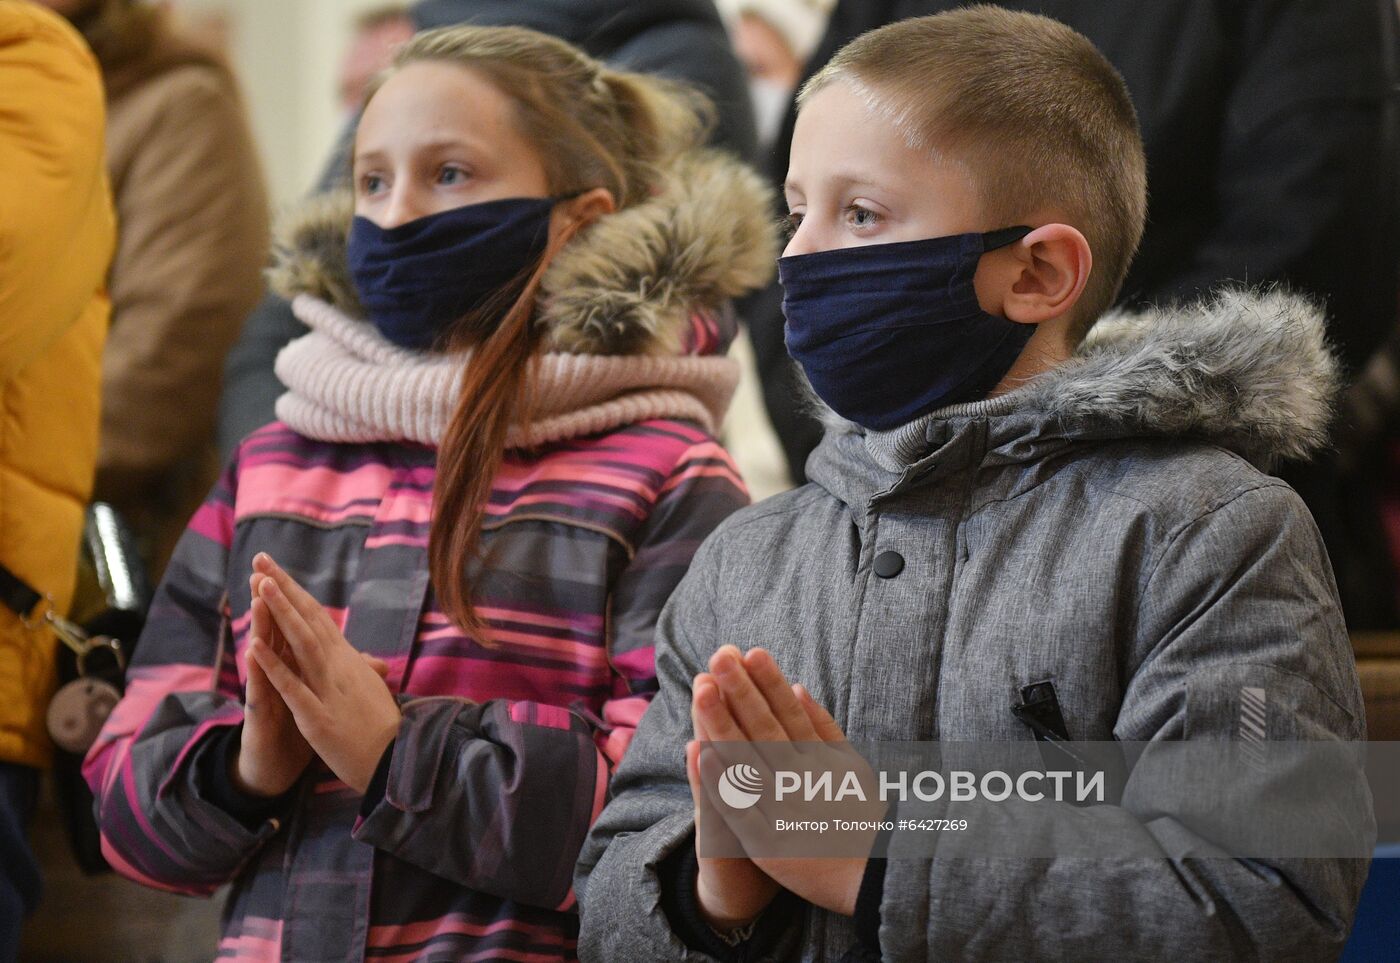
[[83, 25, 776, 962]]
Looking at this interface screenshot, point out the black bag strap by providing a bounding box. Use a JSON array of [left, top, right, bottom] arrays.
[[0, 560, 44, 621], [1, 554, 116, 673]]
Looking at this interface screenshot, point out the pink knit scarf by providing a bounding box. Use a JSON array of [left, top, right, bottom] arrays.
[[274, 296, 740, 448]]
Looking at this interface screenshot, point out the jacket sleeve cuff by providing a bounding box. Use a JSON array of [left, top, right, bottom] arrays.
[[195, 724, 298, 829], [851, 807, 894, 954], [853, 854, 886, 951], [656, 830, 795, 961], [358, 738, 396, 822]]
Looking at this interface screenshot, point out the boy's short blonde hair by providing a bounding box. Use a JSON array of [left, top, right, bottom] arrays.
[[801, 6, 1148, 337]]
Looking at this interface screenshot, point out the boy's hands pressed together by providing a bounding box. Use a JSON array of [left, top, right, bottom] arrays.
[[246, 552, 402, 795], [687, 689, 782, 930], [692, 646, 876, 919]]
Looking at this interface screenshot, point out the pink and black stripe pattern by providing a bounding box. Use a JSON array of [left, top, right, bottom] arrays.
[[84, 418, 746, 962]]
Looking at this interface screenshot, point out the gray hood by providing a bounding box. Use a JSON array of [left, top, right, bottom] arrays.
[[812, 289, 1341, 499]]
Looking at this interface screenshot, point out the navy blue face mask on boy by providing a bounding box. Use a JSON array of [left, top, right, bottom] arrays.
[[347, 195, 561, 351], [779, 225, 1035, 431]]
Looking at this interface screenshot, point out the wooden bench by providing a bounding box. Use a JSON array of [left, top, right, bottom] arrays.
[[1353, 632, 1400, 741]]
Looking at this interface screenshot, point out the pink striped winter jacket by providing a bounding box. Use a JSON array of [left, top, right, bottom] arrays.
[[83, 147, 777, 962]]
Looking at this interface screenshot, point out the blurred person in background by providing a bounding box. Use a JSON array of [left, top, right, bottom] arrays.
[[743, 0, 1400, 630], [0, 2, 114, 958], [218, 0, 758, 455], [716, 0, 831, 152], [338, 4, 412, 115], [35, 0, 269, 582]]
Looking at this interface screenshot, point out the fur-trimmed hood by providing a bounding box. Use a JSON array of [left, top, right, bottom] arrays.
[[834, 288, 1341, 478], [1021, 288, 1339, 464], [268, 148, 778, 356]]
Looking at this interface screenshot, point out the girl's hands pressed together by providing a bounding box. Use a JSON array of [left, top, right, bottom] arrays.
[[245, 552, 402, 795], [232, 571, 314, 798]]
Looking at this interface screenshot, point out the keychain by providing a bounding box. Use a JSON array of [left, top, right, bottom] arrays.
[[41, 610, 125, 754]]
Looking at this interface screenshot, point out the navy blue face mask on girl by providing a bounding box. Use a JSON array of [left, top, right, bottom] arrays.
[[347, 195, 561, 351], [779, 225, 1035, 432]]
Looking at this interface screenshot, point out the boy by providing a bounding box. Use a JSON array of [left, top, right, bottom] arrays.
[[577, 7, 1367, 961]]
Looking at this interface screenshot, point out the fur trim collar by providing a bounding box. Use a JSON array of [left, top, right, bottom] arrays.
[[1030, 288, 1339, 465], [268, 149, 778, 355], [855, 288, 1340, 471]]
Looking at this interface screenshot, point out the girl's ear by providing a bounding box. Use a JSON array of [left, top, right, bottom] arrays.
[[544, 188, 618, 265], [555, 187, 616, 234], [548, 188, 614, 248]]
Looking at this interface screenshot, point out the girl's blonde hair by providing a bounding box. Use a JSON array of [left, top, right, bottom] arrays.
[[382, 25, 710, 207], [364, 25, 713, 640]]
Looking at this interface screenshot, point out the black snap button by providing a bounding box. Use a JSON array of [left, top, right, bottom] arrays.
[[874, 551, 905, 579]]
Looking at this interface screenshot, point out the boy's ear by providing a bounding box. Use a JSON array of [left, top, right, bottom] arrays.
[[977, 223, 1092, 325]]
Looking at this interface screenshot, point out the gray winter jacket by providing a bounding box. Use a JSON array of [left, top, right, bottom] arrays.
[[576, 290, 1370, 962]]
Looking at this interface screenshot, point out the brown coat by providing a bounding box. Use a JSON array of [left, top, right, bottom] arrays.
[[91, 9, 268, 572]]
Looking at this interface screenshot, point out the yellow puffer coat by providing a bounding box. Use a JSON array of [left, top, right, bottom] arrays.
[[0, 1, 115, 768]]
